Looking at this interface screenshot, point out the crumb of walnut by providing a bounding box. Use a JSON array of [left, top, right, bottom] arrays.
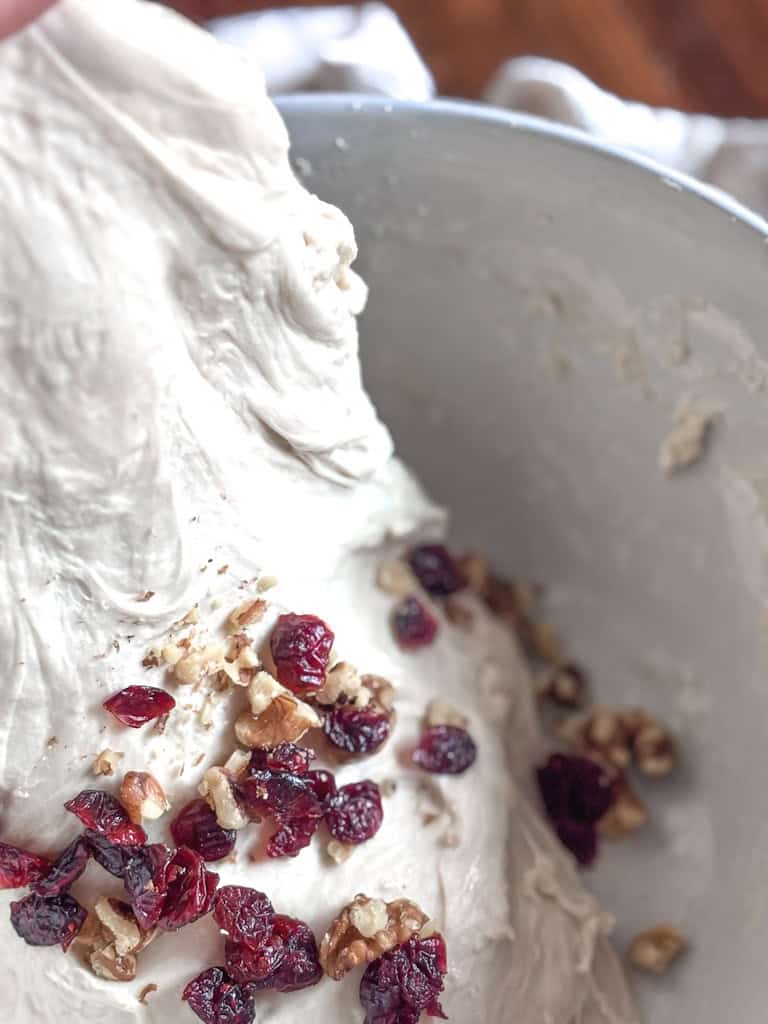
[[320, 895, 429, 980], [119, 772, 171, 824], [456, 552, 490, 595], [628, 711, 677, 777], [425, 698, 468, 729], [315, 661, 368, 707], [598, 778, 649, 839], [362, 674, 395, 713], [228, 598, 267, 632], [234, 670, 320, 748], [92, 748, 124, 777], [138, 983, 158, 1004], [326, 839, 355, 865], [199, 765, 249, 830], [541, 664, 588, 708], [376, 559, 419, 597], [629, 924, 687, 974]]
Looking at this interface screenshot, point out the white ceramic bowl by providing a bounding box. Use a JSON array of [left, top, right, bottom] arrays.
[[279, 96, 768, 1023]]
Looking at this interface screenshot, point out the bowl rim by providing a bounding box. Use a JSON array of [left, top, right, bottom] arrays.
[[277, 93, 768, 240]]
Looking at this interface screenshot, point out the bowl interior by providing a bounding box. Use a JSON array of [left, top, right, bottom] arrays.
[[279, 95, 768, 1023]]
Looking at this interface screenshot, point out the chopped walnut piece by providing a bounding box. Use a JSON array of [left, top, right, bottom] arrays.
[[376, 559, 419, 597], [223, 748, 251, 777], [362, 674, 395, 713], [257, 575, 278, 593], [320, 895, 429, 980], [234, 671, 320, 749], [629, 925, 687, 974], [138, 983, 158, 1004], [541, 664, 588, 708], [119, 772, 171, 824], [228, 599, 267, 632], [425, 698, 468, 729], [326, 839, 355, 864], [315, 662, 366, 707], [79, 898, 156, 983], [199, 766, 248, 830], [161, 643, 184, 666], [142, 651, 161, 669], [562, 706, 677, 778], [456, 552, 490, 595], [599, 778, 649, 839], [444, 598, 474, 629], [173, 642, 227, 686], [629, 712, 677, 777], [92, 749, 124, 777]]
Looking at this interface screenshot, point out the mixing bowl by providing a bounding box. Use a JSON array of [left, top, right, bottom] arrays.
[[278, 95, 768, 1023]]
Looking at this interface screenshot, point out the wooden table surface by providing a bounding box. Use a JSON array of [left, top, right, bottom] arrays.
[[166, 0, 768, 117]]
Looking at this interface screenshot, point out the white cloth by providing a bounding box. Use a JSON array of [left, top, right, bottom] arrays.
[[210, 5, 768, 215]]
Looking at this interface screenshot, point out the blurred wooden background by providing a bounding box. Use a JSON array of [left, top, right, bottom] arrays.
[[165, 0, 768, 117]]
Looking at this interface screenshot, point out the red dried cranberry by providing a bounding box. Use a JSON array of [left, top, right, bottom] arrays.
[[123, 843, 173, 929], [157, 846, 218, 931], [87, 831, 163, 879], [65, 790, 147, 845], [408, 544, 465, 596], [171, 800, 236, 863], [237, 771, 324, 858], [360, 934, 448, 1024], [270, 613, 334, 693], [103, 685, 176, 728], [323, 705, 391, 757], [412, 725, 477, 775], [536, 754, 616, 825], [10, 892, 86, 951], [31, 837, 91, 897], [237, 914, 322, 993], [213, 886, 274, 946], [182, 967, 255, 1024], [305, 769, 337, 809], [326, 780, 383, 845], [0, 841, 50, 889], [536, 754, 617, 867], [392, 596, 438, 650], [246, 743, 314, 776]]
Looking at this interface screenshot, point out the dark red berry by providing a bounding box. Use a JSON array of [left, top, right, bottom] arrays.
[[214, 886, 274, 946], [10, 892, 86, 951], [0, 841, 50, 889], [156, 846, 218, 931], [409, 544, 465, 596], [326, 780, 383, 845], [124, 842, 174, 930], [243, 914, 322, 993], [171, 800, 236, 863], [65, 790, 147, 846], [31, 837, 91, 897], [305, 769, 337, 809], [412, 725, 477, 775], [323, 705, 391, 757], [536, 754, 616, 825], [237, 771, 324, 858], [536, 754, 617, 867], [392, 596, 438, 650], [270, 613, 334, 693], [246, 743, 314, 776], [103, 685, 176, 728], [360, 934, 448, 1024], [182, 967, 255, 1024], [87, 831, 164, 883]]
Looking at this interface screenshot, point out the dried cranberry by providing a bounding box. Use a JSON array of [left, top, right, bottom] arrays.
[[408, 544, 465, 596], [123, 843, 173, 929], [0, 841, 50, 889], [225, 935, 281, 986], [10, 892, 86, 951], [412, 725, 477, 775], [237, 771, 324, 858], [323, 705, 391, 757], [305, 769, 337, 809], [182, 967, 255, 1024], [326, 780, 383, 845], [213, 886, 274, 945], [171, 800, 236, 863], [392, 596, 438, 650], [242, 914, 322, 992], [31, 837, 91, 897], [536, 754, 617, 868], [157, 846, 218, 931], [103, 685, 176, 728], [246, 743, 313, 776], [536, 754, 616, 825], [360, 934, 448, 1024], [270, 613, 334, 693], [65, 790, 147, 845]]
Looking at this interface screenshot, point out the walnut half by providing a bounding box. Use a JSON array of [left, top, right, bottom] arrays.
[[320, 895, 429, 980]]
